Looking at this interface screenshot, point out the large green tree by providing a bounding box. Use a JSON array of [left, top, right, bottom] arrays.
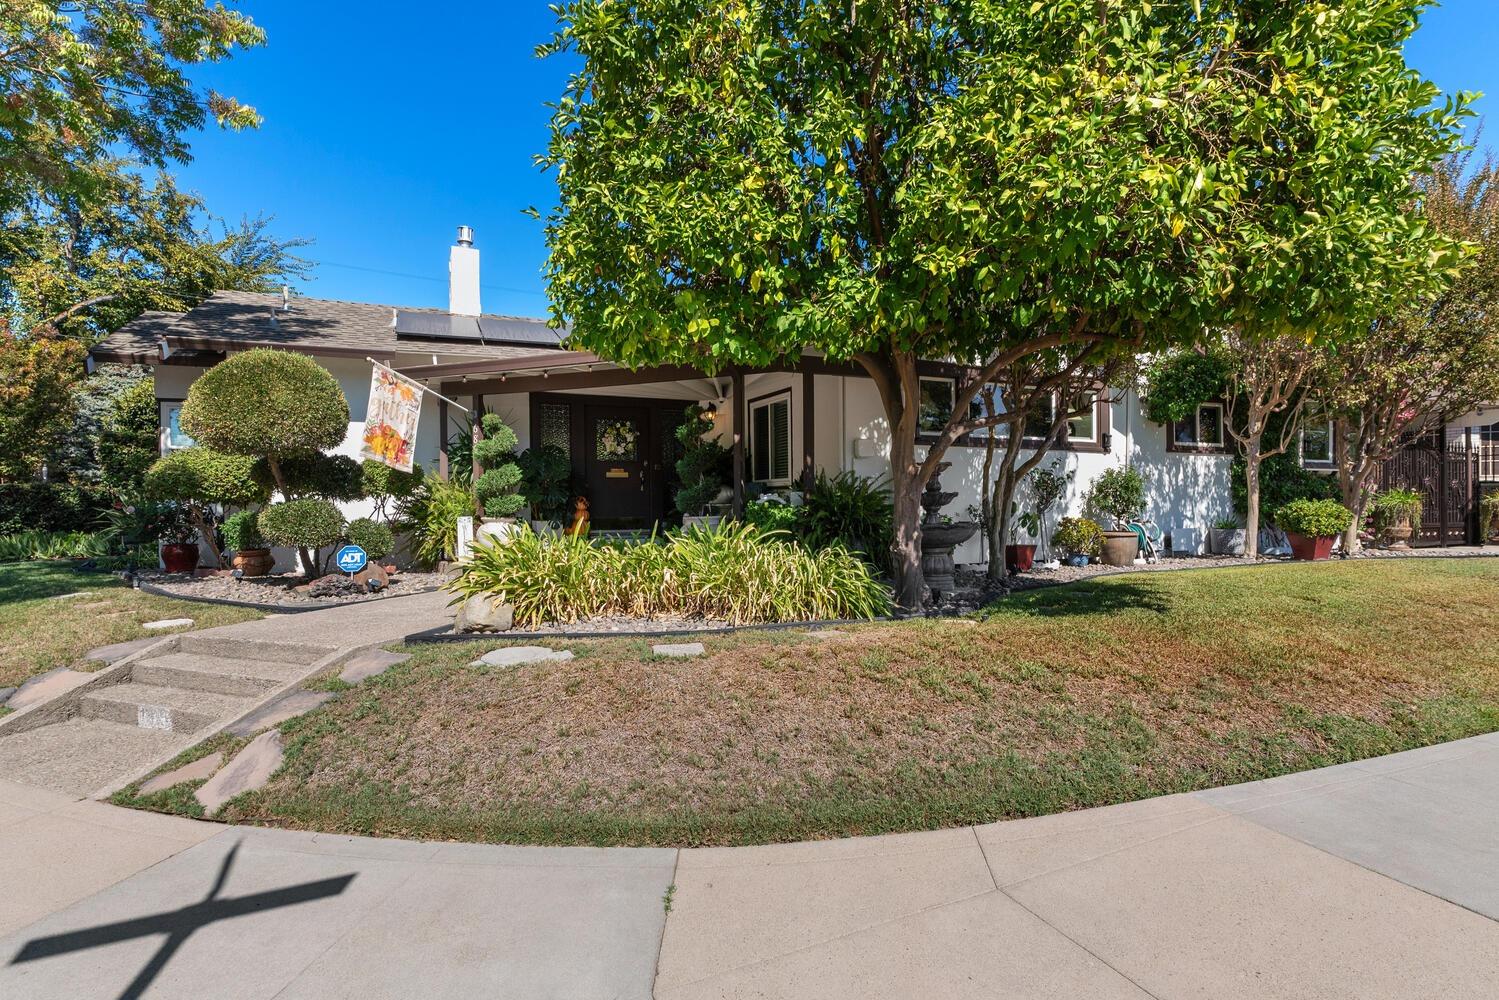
[[540, 0, 1466, 607]]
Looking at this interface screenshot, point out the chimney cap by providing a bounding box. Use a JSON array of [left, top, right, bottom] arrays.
[[455, 225, 474, 247]]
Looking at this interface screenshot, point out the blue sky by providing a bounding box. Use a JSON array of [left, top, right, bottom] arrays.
[[175, 1, 1499, 319]]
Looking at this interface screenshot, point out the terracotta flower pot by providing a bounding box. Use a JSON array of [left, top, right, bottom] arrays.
[[231, 547, 275, 577], [160, 542, 199, 574], [1384, 523, 1413, 549], [1005, 544, 1036, 575], [1286, 532, 1335, 561], [1100, 530, 1139, 567]]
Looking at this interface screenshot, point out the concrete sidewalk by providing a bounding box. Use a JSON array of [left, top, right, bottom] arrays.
[[3, 734, 1498, 999]]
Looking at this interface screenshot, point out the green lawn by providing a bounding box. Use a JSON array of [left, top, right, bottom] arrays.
[[0, 560, 262, 689], [119, 559, 1499, 847]]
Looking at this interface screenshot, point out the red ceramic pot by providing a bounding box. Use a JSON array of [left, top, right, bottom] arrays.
[[1286, 532, 1335, 561], [1005, 544, 1036, 575], [160, 542, 200, 574]]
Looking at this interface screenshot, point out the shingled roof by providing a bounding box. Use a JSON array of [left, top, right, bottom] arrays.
[[87, 290, 567, 366], [88, 310, 185, 365]]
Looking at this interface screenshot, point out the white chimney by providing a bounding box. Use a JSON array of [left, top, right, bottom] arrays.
[[449, 226, 481, 316]]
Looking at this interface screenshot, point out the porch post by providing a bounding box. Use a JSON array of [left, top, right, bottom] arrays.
[[437, 397, 449, 481], [802, 368, 815, 493], [731, 369, 746, 517], [471, 394, 485, 484]]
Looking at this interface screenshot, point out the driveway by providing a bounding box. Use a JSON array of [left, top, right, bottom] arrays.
[[3, 733, 1497, 999]]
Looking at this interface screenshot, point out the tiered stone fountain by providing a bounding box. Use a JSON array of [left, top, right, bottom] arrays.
[[918, 463, 979, 598]]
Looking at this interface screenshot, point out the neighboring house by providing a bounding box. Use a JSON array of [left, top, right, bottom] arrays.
[[89, 228, 1236, 564]]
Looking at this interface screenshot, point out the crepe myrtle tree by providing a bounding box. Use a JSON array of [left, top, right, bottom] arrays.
[[181, 348, 351, 573], [539, 0, 1466, 608]]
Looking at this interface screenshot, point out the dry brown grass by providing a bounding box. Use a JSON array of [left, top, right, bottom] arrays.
[[218, 559, 1499, 846]]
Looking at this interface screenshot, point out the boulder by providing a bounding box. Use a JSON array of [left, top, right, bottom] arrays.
[[308, 574, 362, 599], [354, 563, 390, 592], [455, 594, 514, 633]]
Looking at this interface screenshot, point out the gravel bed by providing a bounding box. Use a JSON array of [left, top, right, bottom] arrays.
[[137, 570, 447, 608]]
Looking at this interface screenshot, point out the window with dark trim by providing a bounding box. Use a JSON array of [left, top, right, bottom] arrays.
[[1170, 403, 1227, 452], [1300, 412, 1334, 466], [749, 391, 791, 485]]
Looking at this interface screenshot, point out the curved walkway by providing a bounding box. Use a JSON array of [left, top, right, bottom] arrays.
[[3, 732, 1498, 999]]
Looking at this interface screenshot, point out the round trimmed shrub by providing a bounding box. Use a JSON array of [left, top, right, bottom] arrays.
[[344, 517, 394, 560], [361, 459, 424, 502], [180, 349, 349, 458], [144, 448, 269, 506], [257, 499, 345, 551], [222, 510, 266, 550], [1273, 498, 1354, 539], [255, 452, 365, 502]]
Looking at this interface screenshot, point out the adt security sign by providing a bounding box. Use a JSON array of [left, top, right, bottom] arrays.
[[335, 544, 368, 575]]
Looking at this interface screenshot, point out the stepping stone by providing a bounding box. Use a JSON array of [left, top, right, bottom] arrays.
[[226, 690, 336, 737], [652, 642, 705, 658], [0, 687, 15, 706], [804, 629, 848, 640], [139, 751, 225, 795], [143, 618, 194, 631], [47, 591, 95, 601], [7, 668, 93, 712], [338, 649, 411, 684], [470, 646, 574, 668], [85, 636, 161, 664], [195, 730, 282, 815]]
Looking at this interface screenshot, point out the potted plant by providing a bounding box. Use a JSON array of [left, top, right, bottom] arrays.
[[222, 510, 274, 576], [1208, 516, 1246, 556], [1085, 467, 1146, 566], [1005, 506, 1040, 574], [517, 445, 573, 536], [675, 405, 731, 530], [1274, 498, 1354, 561], [1030, 459, 1073, 567], [1484, 493, 1499, 544], [1370, 488, 1422, 549], [1054, 517, 1104, 567], [471, 413, 526, 544], [154, 505, 200, 573]]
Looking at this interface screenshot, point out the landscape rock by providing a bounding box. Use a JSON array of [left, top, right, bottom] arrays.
[[652, 642, 705, 658], [142, 618, 194, 631], [195, 730, 283, 815], [7, 668, 94, 712], [308, 574, 362, 599], [455, 594, 514, 633], [227, 690, 336, 737], [353, 564, 390, 592], [470, 646, 574, 668], [139, 752, 225, 795], [338, 649, 411, 684]]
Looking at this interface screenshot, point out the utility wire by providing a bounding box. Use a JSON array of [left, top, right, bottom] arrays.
[[307, 258, 549, 298]]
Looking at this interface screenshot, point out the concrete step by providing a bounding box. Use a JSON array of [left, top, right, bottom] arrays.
[[79, 683, 250, 735], [131, 652, 305, 697], [174, 634, 335, 667], [0, 718, 185, 796]]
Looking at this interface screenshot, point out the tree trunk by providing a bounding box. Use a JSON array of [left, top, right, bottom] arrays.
[[267, 455, 315, 578], [888, 425, 926, 612], [1243, 437, 1262, 559], [187, 505, 225, 570]]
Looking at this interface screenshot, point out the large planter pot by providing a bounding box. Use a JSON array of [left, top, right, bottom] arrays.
[[682, 515, 722, 532], [231, 547, 274, 577], [1384, 523, 1413, 549], [1208, 527, 1246, 556], [476, 518, 522, 546], [1004, 544, 1036, 575], [1100, 530, 1139, 567], [160, 542, 199, 574], [1287, 532, 1336, 561]]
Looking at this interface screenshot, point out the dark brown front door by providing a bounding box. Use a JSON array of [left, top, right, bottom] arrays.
[[584, 403, 653, 527]]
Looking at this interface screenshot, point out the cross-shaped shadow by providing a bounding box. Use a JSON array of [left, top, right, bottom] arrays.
[[11, 841, 355, 1000]]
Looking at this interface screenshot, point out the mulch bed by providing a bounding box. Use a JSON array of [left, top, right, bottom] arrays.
[[136, 569, 446, 610]]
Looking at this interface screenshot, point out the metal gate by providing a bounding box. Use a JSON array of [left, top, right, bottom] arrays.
[[1377, 431, 1487, 546]]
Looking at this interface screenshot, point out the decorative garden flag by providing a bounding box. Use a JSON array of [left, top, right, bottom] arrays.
[[360, 365, 422, 472]]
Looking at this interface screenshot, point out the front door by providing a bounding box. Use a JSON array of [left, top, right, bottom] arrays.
[[584, 403, 653, 528]]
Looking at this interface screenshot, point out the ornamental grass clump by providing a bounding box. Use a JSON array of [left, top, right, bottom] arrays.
[[451, 521, 891, 627]]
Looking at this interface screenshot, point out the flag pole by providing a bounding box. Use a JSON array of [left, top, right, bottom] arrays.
[[365, 357, 470, 412]]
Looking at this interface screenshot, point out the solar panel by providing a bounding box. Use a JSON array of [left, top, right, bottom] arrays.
[[477, 316, 568, 347], [393, 310, 482, 342]]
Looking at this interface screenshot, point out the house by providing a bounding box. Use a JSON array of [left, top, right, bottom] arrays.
[[89, 228, 1237, 565]]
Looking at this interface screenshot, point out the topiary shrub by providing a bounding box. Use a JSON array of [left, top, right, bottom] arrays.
[[143, 448, 270, 565], [344, 517, 394, 560], [674, 406, 730, 516], [180, 349, 348, 458], [472, 413, 524, 518], [254, 452, 365, 502], [258, 499, 345, 556], [1274, 498, 1354, 539], [221, 510, 266, 551]]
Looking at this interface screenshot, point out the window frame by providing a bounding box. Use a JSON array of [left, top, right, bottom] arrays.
[[953, 386, 1106, 453], [1167, 402, 1229, 454], [1299, 414, 1335, 467], [747, 389, 793, 486], [159, 399, 193, 452]]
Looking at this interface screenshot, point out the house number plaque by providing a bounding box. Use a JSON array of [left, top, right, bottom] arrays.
[[606, 468, 629, 479]]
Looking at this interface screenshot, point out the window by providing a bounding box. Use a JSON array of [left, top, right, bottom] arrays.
[[1173, 403, 1225, 449], [749, 391, 791, 484], [1065, 392, 1097, 441], [918, 378, 955, 434], [161, 403, 194, 451], [1301, 416, 1333, 465], [537, 401, 572, 458]]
